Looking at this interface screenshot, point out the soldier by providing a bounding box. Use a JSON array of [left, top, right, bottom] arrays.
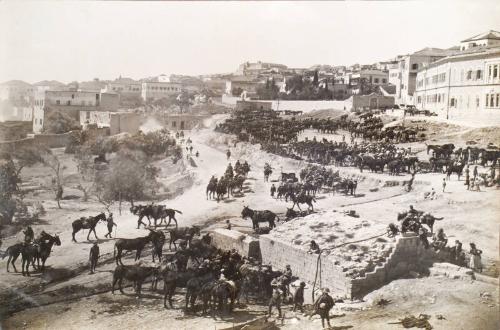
[[293, 282, 306, 313], [268, 287, 282, 318], [442, 178, 447, 192], [473, 165, 478, 180], [226, 149, 231, 161], [89, 242, 99, 274], [195, 151, 199, 158], [270, 184, 277, 198], [313, 288, 335, 329], [104, 213, 117, 238], [23, 226, 34, 243]]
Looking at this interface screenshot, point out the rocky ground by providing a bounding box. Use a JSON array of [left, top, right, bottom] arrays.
[[0, 113, 499, 329]]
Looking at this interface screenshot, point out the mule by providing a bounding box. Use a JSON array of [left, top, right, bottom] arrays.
[[241, 206, 278, 230], [71, 213, 107, 242]]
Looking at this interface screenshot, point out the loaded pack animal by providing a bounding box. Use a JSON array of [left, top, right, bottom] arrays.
[[241, 206, 278, 230], [71, 212, 107, 242], [397, 211, 443, 233], [426, 143, 455, 158], [130, 204, 182, 229], [114, 230, 164, 265], [206, 177, 218, 200], [112, 264, 158, 297], [446, 161, 466, 180]]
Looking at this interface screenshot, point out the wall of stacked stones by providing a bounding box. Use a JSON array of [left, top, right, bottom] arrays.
[[351, 235, 435, 299], [259, 235, 353, 298], [211, 229, 261, 260]]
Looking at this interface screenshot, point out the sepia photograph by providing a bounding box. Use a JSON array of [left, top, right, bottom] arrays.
[[0, 1, 499, 329]]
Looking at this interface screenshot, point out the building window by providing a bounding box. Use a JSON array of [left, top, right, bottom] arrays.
[[382, 78, 386, 83], [450, 98, 456, 107], [67, 100, 71, 105], [412, 63, 418, 70], [497, 94, 500, 107], [486, 94, 489, 107], [71, 94, 75, 99], [466, 71, 472, 80], [40, 119, 43, 126], [374, 78, 379, 83], [476, 70, 482, 80], [172, 121, 176, 128], [494, 65, 499, 78], [86, 111, 90, 120], [56, 100, 60, 105]]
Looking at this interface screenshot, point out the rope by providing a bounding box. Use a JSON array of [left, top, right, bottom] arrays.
[[311, 230, 389, 302]]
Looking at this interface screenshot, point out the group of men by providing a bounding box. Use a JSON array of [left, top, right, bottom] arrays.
[[267, 264, 336, 328]]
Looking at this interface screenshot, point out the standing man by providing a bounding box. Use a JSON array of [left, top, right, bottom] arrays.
[[23, 226, 34, 243], [226, 149, 231, 161], [293, 282, 306, 313], [270, 184, 277, 198], [104, 213, 117, 238], [268, 287, 283, 318], [407, 172, 416, 192], [313, 288, 335, 329], [473, 165, 478, 180], [442, 178, 447, 192], [89, 242, 100, 274]]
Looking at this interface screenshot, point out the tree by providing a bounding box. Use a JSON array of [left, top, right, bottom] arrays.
[[41, 150, 66, 209], [94, 149, 160, 214], [0, 159, 20, 224], [74, 146, 95, 202], [176, 91, 193, 113], [232, 87, 244, 97], [43, 110, 80, 134], [313, 70, 319, 86]]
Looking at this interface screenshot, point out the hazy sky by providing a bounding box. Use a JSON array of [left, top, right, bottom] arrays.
[[1, 1, 499, 83]]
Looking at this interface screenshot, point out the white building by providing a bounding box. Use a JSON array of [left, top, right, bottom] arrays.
[[141, 81, 181, 102], [392, 48, 458, 106], [102, 77, 141, 96], [460, 30, 500, 51], [414, 45, 500, 119]]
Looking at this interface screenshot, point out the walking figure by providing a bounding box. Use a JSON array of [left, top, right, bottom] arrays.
[[89, 242, 99, 274], [226, 149, 231, 161], [442, 178, 446, 192], [293, 282, 306, 312], [313, 288, 335, 328], [268, 287, 282, 318], [270, 184, 276, 198], [104, 213, 117, 238]]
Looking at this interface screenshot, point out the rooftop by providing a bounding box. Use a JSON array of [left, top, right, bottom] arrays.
[[0, 80, 32, 87], [461, 30, 500, 42], [412, 47, 457, 57]]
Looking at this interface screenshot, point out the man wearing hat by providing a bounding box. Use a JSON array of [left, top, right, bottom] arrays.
[[293, 282, 306, 312], [313, 288, 335, 329], [89, 242, 99, 274], [104, 213, 117, 238]]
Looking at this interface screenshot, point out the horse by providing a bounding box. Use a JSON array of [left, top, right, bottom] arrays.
[[206, 180, 217, 200], [168, 226, 201, 250], [211, 280, 239, 314], [289, 193, 316, 211], [34, 232, 61, 271], [241, 206, 278, 230], [157, 208, 182, 229], [113, 230, 159, 265], [112, 265, 158, 297], [71, 212, 107, 242], [20, 243, 39, 276], [3, 243, 24, 273], [130, 204, 165, 229], [446, 162, 466, 181], [185, 272, 216, 312]]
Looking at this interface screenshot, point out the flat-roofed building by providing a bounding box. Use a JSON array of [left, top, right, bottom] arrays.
[[141, 81, 181, 102]]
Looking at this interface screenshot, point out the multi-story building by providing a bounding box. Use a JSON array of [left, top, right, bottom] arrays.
[[414, 44, 500, 117], [141, 81, 181, 102], [225, 76, 261, 96], [33, 90, 119, 133], [236, 61, 288, 76], [392, 48, 458, 106], [102, 77, 142, 96], [349, 69, 389, 94], [0, 80, 34, 104], [459, 30, 500, 51]]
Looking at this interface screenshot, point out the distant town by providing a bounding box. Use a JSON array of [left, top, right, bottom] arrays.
[[1, 29, 499, 141]]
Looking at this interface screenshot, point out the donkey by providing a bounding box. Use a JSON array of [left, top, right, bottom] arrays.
[[112, 264, 158, 297], [34, 232, 62, 271], [71, 213, 107, 242]]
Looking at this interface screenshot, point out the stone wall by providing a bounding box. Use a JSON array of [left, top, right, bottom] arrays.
[[350, 234, 435, 299], [260, 233, 435, 299], [211, 229, 261, 259], [259, 235, 353, 298]]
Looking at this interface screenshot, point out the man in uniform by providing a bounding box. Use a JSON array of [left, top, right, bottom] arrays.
[[313, 288, 335, 329], [104, 213, 117, 238], [293, 282, 306, 312], [270, 184, 277, 198], [268, 287, 282, 318], [23, 226, 34, 243], [89, 242, 99, 274]]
